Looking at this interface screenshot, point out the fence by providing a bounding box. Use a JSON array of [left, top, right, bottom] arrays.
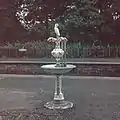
[[67, 47, 120, 58], [0, 47, 120, 58]]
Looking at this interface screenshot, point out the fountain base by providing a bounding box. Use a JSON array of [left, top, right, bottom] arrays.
[[44, 100, 73, 109]]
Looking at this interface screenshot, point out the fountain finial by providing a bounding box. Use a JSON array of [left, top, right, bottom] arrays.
[[54, 23, 60, 37], [47, 23, 68, 67]]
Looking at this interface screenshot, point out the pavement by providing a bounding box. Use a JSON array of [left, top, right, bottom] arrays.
[[0, 58, 120, 64], [0, 75, 120, 119]]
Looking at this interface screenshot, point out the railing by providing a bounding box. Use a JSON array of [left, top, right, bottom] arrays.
[[0, 48, 51, 58], [0, 47, 120, 58], [67, 47, 120, 58]]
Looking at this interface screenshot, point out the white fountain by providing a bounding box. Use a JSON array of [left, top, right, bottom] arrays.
[[41, 23, 76, 109]]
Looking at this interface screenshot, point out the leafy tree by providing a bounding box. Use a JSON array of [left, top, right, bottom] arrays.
[[0, 0, 28, 44], [0, 0, 107, 44], [97, 0, 120, 44], [15, 0, 67, 39], [48, 0, 104, 44], [0, 0, 120, 45]]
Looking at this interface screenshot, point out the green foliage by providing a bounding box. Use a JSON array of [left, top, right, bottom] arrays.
[[1, 0, 120, 45], [98, 0, 120, 44], [48, 0, 104, 43]]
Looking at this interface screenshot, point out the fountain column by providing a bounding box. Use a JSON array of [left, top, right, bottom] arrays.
[[54, 75, 64, 101]]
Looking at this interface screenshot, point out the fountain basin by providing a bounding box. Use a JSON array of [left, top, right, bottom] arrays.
[[41, 64, 76, 75]]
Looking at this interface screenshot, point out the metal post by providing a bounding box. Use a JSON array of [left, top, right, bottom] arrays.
[[63, 41, 67, 66], [116, 47, 118, 58], [60, 40, 67, 67], [107, 44, 110, 57], [61, 41, 64, 65]]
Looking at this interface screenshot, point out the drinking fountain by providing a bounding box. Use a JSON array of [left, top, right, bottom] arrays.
[[41, 23, 76, 109]]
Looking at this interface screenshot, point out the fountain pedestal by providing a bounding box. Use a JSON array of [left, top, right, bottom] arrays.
[[44, 75, 73, 109], [41, 64, 76, 109]]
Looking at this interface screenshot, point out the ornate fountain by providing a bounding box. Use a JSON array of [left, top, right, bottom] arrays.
[[41, 23, 76, 109]]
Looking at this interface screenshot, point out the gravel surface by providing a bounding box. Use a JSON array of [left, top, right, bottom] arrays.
[[0, 96, 120, 120], [0, 76, 120, 119], [0, 102, 75, 120]]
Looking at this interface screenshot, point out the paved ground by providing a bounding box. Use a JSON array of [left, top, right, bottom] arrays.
[[0, 75, 120, 119], [0, 58, 120, 64]]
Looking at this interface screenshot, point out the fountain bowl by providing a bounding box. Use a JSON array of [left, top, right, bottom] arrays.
[[41, 64, 76, 75]]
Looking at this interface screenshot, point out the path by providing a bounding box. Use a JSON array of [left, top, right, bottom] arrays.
[[0, 75, 120, 119], [0, 58, 120, 64]]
